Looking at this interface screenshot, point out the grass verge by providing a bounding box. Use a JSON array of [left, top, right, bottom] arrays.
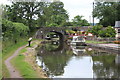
[[11, 48, 38, 78], [2, 39, 28, 78], [11, 40, 45, 78], [86, 40, 109, 44]]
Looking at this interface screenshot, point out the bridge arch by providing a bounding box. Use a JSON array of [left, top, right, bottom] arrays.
[[34, 27, 67, 41], [49, 31, 64, 42]]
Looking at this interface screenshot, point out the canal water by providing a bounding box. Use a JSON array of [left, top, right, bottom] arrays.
[[36, 41, 120, 78]]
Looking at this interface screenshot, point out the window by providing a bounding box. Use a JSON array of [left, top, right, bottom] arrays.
[[118, 29, 120, 33]]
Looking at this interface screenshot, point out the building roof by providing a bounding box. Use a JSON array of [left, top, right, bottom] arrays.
[[115, 21, 120, 28]]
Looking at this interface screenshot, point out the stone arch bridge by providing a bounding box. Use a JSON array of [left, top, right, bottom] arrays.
[[34, 27, 68, 41]]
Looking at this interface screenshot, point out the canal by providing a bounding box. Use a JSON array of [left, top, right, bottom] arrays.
[[35, 41, 120, 78]]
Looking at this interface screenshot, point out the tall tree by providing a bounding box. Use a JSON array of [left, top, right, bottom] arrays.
[[72, 15, 90, 27], [93, 2, 120, 26], [6, 2, 45, 31], [45, 1, 69, 27]]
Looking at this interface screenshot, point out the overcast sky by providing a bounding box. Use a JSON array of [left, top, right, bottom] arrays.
[[0, 0, 99, 23], [60, 0, 99, 23]]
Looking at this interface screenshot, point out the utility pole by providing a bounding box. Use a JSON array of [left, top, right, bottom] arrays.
[[93, 2, 95, 26], [89, 16, 91, 25]]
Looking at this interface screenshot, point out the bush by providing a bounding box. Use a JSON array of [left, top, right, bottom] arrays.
[[13, 22, 29, 35], [2, 19, 29, 49], [87, 25, 103, 37], [2, 19, 29, 41], [88, 25, 116, 37]]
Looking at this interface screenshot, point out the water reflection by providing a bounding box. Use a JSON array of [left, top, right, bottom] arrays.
[[92, 54, 119, 78], [36, 41, 72, 77], [70, 45, 86, 55], [36, 41, 119, 78]]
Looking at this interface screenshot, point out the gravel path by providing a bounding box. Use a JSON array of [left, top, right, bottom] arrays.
[[5, 45, 27, 78]]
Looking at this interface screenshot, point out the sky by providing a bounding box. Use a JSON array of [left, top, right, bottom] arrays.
[[60, 0, 99, 23], [0, 0, 99, 23]]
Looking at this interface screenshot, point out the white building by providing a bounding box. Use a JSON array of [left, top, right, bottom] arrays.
[[115, 21, 120, 40]]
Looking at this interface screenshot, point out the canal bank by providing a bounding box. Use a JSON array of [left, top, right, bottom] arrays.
[[87, 43, 120, 54], [21, 40, 48, 78], [8, 40, 48, 78]]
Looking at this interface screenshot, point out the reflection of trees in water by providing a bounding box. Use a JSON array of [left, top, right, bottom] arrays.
[[44, 43, 59, 51], [36, 42, 120, 78], [86, 49, 120, 78], [37, 41, 73, 77], [42, 54, 72, 76], [92, 54, 119, 78]]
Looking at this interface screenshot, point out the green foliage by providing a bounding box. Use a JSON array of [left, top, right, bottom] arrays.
[[2, 19, 29, 41], [48, 23, 58, 27], [93, 2, 120, 26], [37, 2, 68, 27], [12, 22, 29, 35], [99, 26, 116, 37], [72, 15, 90, 26], [2, 39, 28, 77], [6, 2, 46, 30], [88, 25, 103, 36], [11, 54, 38, 78], [88, 25, 116, 37], [4, 1, 68, 28]]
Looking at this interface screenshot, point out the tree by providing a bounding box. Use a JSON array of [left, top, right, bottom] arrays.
[[45, 2, 69, 27], [93, 2, 120, 26], [5, 1, 68, 28], [6, 2, 45, 31], [72, 15, 90, 27]]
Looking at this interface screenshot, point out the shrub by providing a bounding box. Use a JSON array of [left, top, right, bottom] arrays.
[[2, 19, 29, 40]]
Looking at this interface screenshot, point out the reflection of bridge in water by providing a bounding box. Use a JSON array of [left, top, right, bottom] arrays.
[[37, 41, 70, 56]]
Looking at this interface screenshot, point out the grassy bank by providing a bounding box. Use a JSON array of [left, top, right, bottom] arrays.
[[2, 28, 39, 78], [10, 41, 46, 78], [2, 38, 28, 77], [86, 40, 109, 44], [11, 48, 38, 78]]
